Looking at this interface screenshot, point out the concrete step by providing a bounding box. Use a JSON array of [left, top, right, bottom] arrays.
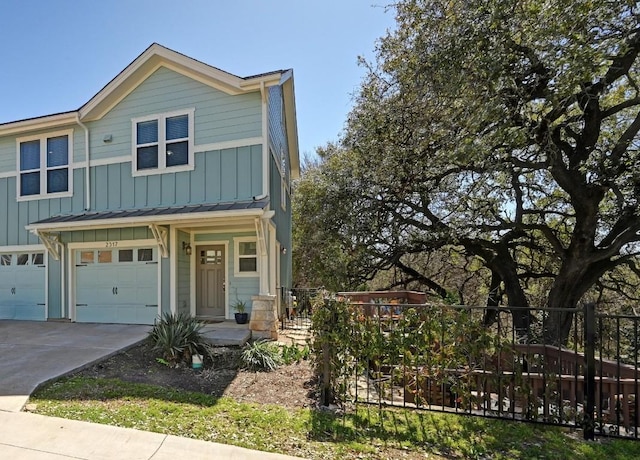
[[202, 327, 251, 347]]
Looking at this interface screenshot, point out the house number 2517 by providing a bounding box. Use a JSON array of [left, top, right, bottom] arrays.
[[105, 241, 118, 248]]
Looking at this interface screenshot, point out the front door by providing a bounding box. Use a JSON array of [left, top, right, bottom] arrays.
[[196, 245, 225, 317]]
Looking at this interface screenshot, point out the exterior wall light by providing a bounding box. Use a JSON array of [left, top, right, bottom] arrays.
[[182, 241, 192, 256]]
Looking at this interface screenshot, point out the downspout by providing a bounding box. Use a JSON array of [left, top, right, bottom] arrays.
[[76, 114, 90, 211]]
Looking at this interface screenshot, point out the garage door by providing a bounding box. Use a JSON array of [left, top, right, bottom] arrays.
[[75, 246, 158, 325], [0, 252, 46, 320]]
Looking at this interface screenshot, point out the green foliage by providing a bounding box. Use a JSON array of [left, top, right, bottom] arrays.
[[148, 312, 211, 366], [294, 0, 640, 343], [240, 340, 283, 372], [232, 300, 247, 313], [280, 343, 310, 365], [310, 294, 553, 418]]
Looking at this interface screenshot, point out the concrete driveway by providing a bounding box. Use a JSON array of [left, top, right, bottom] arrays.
[[0, 320, 150, 412]]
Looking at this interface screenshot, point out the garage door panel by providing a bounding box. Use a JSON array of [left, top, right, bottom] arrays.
[[75, 246, 158, 325], [0, 305, 15, 319], [0, 257, 46, 321]]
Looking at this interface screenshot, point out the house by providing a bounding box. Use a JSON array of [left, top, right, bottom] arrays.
[[0, 44, 298, 336]]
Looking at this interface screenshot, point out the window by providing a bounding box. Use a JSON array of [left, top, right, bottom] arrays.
[[32, 253, 44, 265], [119, 249, 134, 262], [132, 109, 194, 176], [98, 251, 112, 263], [17, 130, 73, 200], [138, 248, 153, 262], [234, 237, 258, 276], [1, 252, 44, 266], [80, 251, 95, 264]]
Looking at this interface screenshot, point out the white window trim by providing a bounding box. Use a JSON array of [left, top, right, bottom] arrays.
[[16, 129, 74, 201], [233, 236, 259, 277], [131, 108, 195, 177]]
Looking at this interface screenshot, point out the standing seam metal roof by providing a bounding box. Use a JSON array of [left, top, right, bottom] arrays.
[[30, 199, 269, 225]]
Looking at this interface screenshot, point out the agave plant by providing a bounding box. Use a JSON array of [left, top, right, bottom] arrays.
[[240, 339, 283, 372], [148, 312, 211, 365]]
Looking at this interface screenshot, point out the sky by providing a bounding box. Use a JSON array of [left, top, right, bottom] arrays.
[[0, 1, 396, 158]]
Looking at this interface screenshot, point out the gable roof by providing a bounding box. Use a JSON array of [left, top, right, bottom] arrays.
[[79, 43, 288, 121], [0, 44, 299, 176]]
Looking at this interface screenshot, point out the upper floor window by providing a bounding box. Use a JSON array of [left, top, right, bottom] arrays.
[[132, 108, 194, 176], [16, 130, 73, 200]]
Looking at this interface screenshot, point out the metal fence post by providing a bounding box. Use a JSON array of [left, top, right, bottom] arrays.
[[321, 300, 334, 407], [584, 302, 596, 440]]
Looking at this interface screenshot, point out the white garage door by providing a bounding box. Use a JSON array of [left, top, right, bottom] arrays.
[[75, 246, 158, 325], [0, 252, 46, 320]]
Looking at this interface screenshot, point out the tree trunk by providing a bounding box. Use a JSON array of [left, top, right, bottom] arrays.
[[544, 257, 594, 345], [483, 270, 502, 326]]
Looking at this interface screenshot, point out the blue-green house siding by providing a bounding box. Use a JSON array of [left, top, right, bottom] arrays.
[[87, 67, 262, 163], [86, 146, 262, 212], [267, 84, 293, 290], [176, 229, 191, 315], [0, 51, 297, 324]]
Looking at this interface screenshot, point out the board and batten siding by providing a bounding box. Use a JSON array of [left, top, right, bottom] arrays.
[[86, 66, 262, 162], [176, 229, 191, 315], [87, 146, 262, 212]]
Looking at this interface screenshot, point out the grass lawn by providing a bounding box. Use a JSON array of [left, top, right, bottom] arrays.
[[30, 376, 640, 460]]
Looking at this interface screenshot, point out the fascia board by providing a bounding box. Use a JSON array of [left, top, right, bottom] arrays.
[[25, 208, 267, 233], [282, 76, 301, 179], [0, 112, 78, 137], [80, 45, 251, 121]]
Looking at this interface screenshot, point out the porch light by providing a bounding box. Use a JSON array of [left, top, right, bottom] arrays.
[[182, 241, 192, 256]]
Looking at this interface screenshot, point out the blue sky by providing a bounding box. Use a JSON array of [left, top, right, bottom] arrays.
[[0, 1, 395, 158]]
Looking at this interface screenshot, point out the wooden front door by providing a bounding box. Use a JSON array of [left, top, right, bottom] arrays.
[[196, 245, 225, 317]]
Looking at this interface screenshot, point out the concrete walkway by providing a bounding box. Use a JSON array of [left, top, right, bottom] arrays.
[[0, 411, 302, 459], [0, 321, 305, 459]]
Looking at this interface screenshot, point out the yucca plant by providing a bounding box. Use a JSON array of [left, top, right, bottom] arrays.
[[148, 312, 211, 366], [240, 339, 283, 372]]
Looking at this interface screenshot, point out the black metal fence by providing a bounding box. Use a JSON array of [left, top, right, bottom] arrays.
[[314, 299, 640, 440], [279, 288, 317, 330]]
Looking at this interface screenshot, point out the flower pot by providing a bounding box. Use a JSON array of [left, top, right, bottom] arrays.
[[234, 312, 248, 324]]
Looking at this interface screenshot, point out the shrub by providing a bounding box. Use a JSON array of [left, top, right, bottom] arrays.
[[148, 312, 211, 366], [241, 339, 283, 372], [280, 343, 311, 365]]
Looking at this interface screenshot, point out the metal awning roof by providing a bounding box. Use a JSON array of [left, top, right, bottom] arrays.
[[26, 199, 270, 232]]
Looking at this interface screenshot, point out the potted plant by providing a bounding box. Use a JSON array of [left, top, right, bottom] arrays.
[[233, 300, 249, 324]]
